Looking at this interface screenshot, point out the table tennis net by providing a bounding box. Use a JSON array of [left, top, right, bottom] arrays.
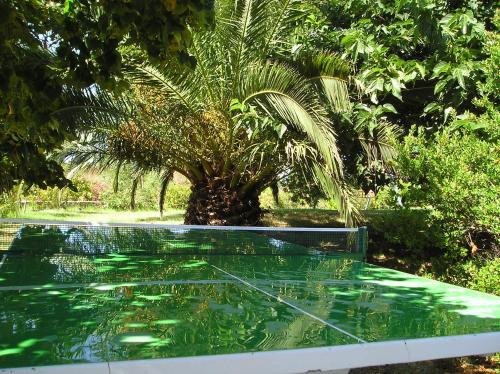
[[0, 220, 367, 257]]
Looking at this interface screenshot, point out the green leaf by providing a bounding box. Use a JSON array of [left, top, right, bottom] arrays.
[[415, 62, 426, 78], [453, 68, 466, 89], [434, 79, 448, 94], [443, 107, 453, 123], [372, 78, 384, 92], [230, 99, 246, 112], [382, 103, 397, 113], [64, 0, 74, 14], [432, 62, 450, 78], [423, 102, 440, 114], [390, 78, 402, 100], [275, 123, 287, 138]]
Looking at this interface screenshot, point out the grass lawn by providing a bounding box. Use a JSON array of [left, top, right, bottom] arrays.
[[6, 207, 185, 224], [7, 207, 348, 227]]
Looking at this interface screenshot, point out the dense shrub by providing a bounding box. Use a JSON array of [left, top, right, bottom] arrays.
[[394, 116, 499, 259], [0, 192, 18, 217], [371, 113, 499, 292], [15, 178, 96, 209], [259, 188, 309, 210], [369, 209, 441, 257], [101, 171, 190, 211], [465, 258, 500, 295], [163, 184, 191, 210]]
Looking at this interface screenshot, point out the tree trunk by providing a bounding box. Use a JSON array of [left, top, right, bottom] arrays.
[[130, 178, 139, 211], [270, 182, 280, 207], [184, 177, 262, 226], [159, 171, 173, 219]]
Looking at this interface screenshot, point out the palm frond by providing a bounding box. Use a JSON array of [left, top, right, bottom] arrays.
[[357, 121, 400, 169], [57, 0, 374, 227], [313, 165, 361, 227], [159, 169, 174, 217], [261, 0, 306, 55], [284, 139, 319, 165], [292, 50, 351, 112], [219, 0, 270, 88], [54, 88, 133, 135], [57, 140, 119, 176], [190, 32, 225, 107], [125, 63, 202, 114], [240, 61, 344, 179]]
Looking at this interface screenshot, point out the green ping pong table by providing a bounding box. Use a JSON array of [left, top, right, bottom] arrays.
[[0, 219, 498, 374]]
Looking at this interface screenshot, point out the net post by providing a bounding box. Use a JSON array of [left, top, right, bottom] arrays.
[[357, 226, 368, 259]]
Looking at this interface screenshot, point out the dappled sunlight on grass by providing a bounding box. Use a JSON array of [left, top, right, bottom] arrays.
[[7, 208, 185, 224], [9, 207, 354, 228]]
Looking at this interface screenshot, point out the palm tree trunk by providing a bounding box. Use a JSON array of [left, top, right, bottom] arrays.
[[184, 176, 262, 226]]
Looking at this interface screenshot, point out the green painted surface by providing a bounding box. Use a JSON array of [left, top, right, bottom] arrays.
[[210, 256, 500, 341], [0, 225, 499, 369]]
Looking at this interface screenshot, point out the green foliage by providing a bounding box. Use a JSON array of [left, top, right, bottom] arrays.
[[465, 258, 500, 295], [423, 257, 500, 295], [282, 171, 326, 208], [0, 0, 213, 194], [163, 184, 191, 210], [12, 169, 190, 212], [366, 110, 498, 293], [0, 2, 72, 193], [394, 115, 499, 258], [369, 186, 393, 209], [58, 0, 398, 225], [259, 187, 312, 210], [54, 0, 214, 87], [370, 209, 441, 256], [101, 170, 190, 211], [369, 209, 499, 294], [16, 177, 99, 209], [369, 113, 498, 292], [0, 191, 19, 218], [282, 0, 498, 199], [103, 183, 190, 211], [299, 0, 497, 128]]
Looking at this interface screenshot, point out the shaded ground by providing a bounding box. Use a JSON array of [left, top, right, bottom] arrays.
[[3, 207, 499, 373], [262, 208, 346, 228]]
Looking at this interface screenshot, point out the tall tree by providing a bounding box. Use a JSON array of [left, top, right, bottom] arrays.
[[279, 0, 497, 196], [298, 0, 496, 128], [59, 0, 395, 226], [0, 0, 213, 193]]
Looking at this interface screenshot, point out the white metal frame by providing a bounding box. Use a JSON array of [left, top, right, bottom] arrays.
[[0, 218, 359, 232], [1, 332, 499, 374]]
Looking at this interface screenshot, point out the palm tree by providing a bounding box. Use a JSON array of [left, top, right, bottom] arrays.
[[56, 0, 395, 226]]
